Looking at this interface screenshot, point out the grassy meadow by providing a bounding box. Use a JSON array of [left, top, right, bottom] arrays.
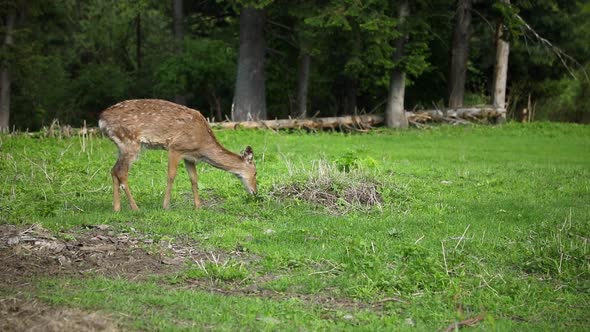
[[0, 122, 589, 330]]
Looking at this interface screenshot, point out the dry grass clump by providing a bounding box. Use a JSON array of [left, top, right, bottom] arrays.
[[271, 159, 383, 214]]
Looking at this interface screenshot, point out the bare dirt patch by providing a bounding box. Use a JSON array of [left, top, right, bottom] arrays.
[[1, 223, 169, 286], [0, 223, 391, 327], [0, 223, 259, 330], [0, 296, 119, 332], [0, 223, 247, 287]]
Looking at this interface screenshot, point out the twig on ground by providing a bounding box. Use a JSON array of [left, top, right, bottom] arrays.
[[441, 241, 450, 276], [442, 314, 486, 332], [455, 224, 471, 250]]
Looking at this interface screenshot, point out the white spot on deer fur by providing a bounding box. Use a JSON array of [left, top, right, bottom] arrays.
[[111, 135, 123, 147]]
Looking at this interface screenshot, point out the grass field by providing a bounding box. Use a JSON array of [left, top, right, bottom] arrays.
[[1, 122, 589, 331]]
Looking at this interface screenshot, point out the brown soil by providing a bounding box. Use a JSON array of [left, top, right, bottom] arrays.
[[0, 223, 392, 330], [0, 223, 249, 331], [0, 223, 191, 287], [0, 296, 118, 332]]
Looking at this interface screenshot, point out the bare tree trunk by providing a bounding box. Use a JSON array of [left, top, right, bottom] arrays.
[[385, 0, 409, 128], [173, 0, 186, 105], [232, 7, 267, 121], [0, 11, 16, 132], [492, 0, 510, 121], [448, 0, 472, 108], [294, 52, 311, 118]]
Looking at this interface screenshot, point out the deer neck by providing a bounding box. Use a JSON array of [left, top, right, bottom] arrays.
[[200, 144, 245, 176]]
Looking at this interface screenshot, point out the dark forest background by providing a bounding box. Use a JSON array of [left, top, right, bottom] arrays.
[[1, 0, 589, 130]]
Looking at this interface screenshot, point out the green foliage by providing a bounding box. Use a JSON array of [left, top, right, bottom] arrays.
[[11, 55, 72, 128], [154, 38, 236, 109], [334, 150, 378, 172], [74, 64, 132, 119], [3, 0, 590, 130], [533, 67, 590, 123], [492, 0, 523, 42], [302, 0, 430, 91]]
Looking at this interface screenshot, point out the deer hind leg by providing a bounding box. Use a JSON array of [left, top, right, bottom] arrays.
[[112, 141, 140, 211], [163, 150, 182, 209], [111, 168, 122, 212], [184, 160, 201, 208]]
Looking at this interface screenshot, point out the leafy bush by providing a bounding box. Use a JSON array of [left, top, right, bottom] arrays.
[[154, 38, 236, 118], [73, 63, 133, 124], [334, 150, 378, 172], [535, 73, 590, 123]]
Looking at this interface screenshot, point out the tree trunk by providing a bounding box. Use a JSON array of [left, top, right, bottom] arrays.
[[343, 77, 357, 115], [173, 0, 186, 105], [136, 13, 141, 70], [492, 0, 510, 121], [232, 7, 267, 121], [342, 24, 362, 116], [448, 0, 472, 108], [173, 0, 183, 53], [294, 51, 311, 119], [214, 95, 222, 122], [0, 11, 16, 132], [385, 0, 409, 128], [206, 85, 223, 122]]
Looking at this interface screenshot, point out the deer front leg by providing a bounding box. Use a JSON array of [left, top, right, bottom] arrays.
[[163, 150, 182, 209], [184, 160, 201, 208]]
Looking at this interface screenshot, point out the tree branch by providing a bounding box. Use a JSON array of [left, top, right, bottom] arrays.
[[515, 14, 589, 81]]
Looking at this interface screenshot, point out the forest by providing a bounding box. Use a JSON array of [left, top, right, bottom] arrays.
[[1, 0, 589, 131]]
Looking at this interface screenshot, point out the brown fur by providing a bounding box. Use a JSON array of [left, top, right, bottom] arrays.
[[99, 99, 257, 211]]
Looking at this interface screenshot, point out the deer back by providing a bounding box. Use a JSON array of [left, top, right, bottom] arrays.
[[99, 99, 218, 153]]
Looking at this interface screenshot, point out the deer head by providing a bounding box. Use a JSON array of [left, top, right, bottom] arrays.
[[238, 146, 257, 195]]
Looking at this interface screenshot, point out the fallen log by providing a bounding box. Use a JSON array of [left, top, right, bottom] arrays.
[[210, 114, 383, 130], [19, 106, 505, 137], [210, 107, 505, 130]]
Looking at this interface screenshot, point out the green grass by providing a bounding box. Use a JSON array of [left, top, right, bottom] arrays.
[[1, 122, 589, 330]]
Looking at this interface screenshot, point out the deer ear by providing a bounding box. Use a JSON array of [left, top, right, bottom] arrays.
[[241, 146, 254, 163]]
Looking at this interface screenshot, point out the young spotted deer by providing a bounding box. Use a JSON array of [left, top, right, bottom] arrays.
[[99, 99, 257, 211]]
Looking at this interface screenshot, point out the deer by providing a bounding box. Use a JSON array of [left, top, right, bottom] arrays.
[[98, 99, 257, 211]]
